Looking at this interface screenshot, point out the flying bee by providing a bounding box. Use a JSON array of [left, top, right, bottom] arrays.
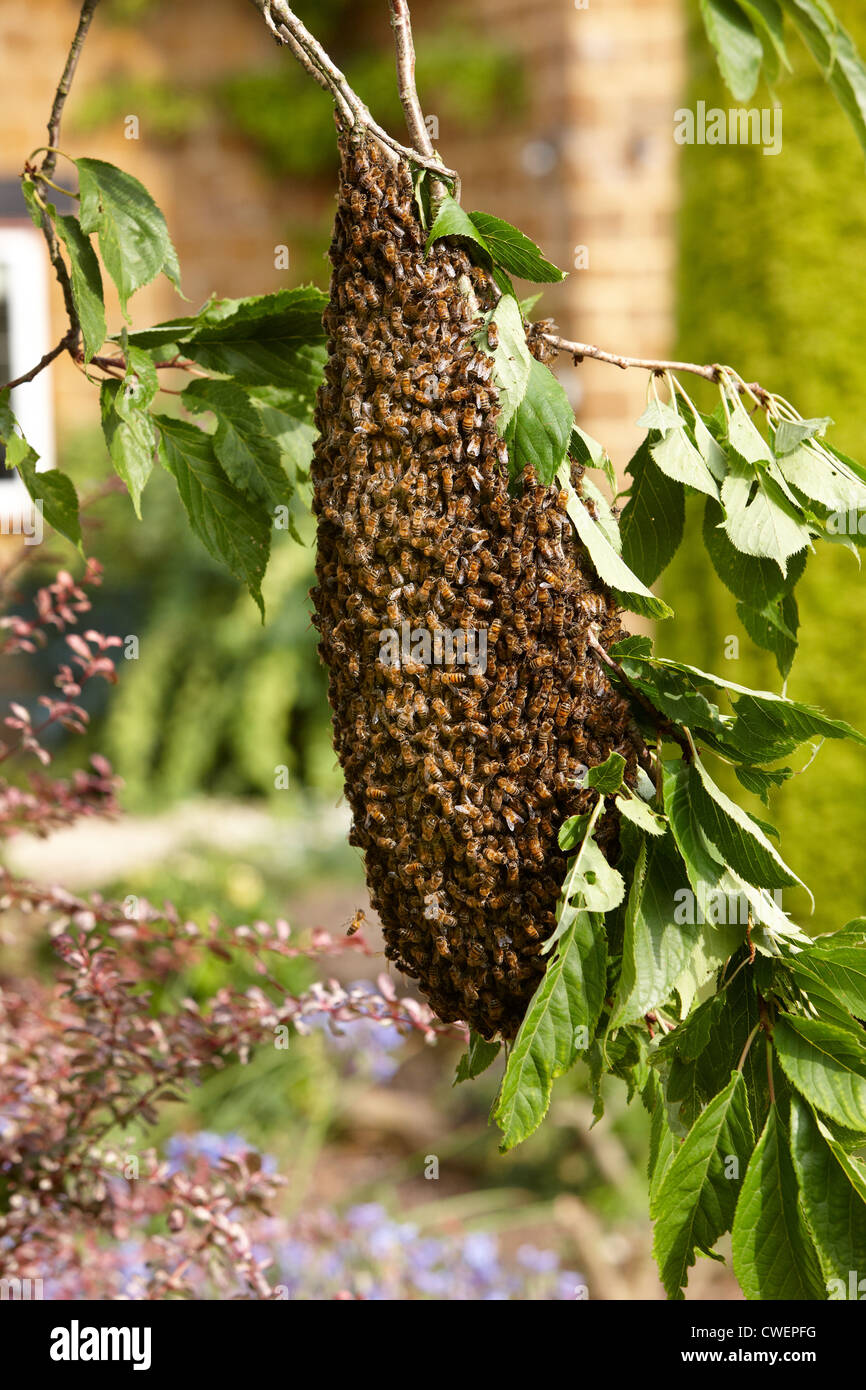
[[346, 909, 366, 937]]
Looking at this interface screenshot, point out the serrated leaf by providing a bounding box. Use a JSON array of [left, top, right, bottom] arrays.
[[651, 428, 720, 499], [495, 910, 606, 1150], [777, 441, 866, 511], [76, 157, 179, 317], [454, 1031, 501, 1084], [611, 835, 698, 1029], [156, 415, 269, 615], [774, 1014, 866, 1131], [100, 380, 155, 518], [619, 438, 685, 584], [779, 0, 866, 158], [466, 210, 566, 282], [652, 1071, 753, 1299], [476, 295, 532, 435], [615, 790, 667, 837], [736, 592, 799, 677], [183, 378, 291, 509], [636, 401, 683, 433], [700, 0, 764, 100], [703, 496, 807, 602], [558, 464, 674, 621], [691, 754, 803, 892], [737, 0, 791, 76], [54, 213, 105, 364], [511, 357, 573, 485], [579, 475, 621, 552], [425, 192, 492, 262], [774, 417, 833, 455], [544, 808, 625, 956], [10, 431, 82, 550], [721, 455, 812, 574], [586, 751, 626, 793], [789, 1098, 866, 1292], [732, 1103, 825, 1299]]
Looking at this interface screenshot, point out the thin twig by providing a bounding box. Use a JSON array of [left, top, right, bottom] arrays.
[[541, 332, 771, 402], [28, 1, 103, 363], [247, 0, 460, 195], [388, 0, 434, 156], [1, 333, 75, 392]]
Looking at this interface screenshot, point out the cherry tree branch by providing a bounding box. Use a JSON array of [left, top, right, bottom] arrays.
[[42, 0, 102, 183], [247, 0, 460, 195], [388, 0, 434, 157], [541, 330, 771, 401], [1, 332, 75, 392]]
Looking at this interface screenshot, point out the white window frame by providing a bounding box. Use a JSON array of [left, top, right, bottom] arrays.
[[0, 222, 55, 525]]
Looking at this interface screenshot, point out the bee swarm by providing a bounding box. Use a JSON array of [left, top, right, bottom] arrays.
[[311, 132, 641, 1039]]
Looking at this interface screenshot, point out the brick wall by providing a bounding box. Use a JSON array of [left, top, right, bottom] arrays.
[[0, 0, 685, 474]]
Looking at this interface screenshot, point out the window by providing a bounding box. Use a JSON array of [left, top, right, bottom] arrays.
[[0, 182, 56, 526]]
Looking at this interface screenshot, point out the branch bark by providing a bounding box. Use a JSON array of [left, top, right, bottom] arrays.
[[247, 0, 459, 195], [541, 330, 770, 402]]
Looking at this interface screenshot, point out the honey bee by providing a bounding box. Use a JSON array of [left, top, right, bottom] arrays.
[[486, 321, 499, 349], [346, 909, 366, 937]]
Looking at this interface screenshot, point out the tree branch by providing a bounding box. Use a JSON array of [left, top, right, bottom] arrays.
[[587, 630, 692, 761], [1, 333, 75, 392], [247, 0, 460, 195], [42, 0, 102, 184], [541, 330, 771, 402], [388, 0, 434, 157]]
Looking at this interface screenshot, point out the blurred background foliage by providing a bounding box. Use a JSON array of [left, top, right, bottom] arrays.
[[661, 0, 866, 936], [5, 0, 865, 1298]]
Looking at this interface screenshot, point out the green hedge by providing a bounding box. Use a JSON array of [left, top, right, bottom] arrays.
[[662, 0, 866, 933]]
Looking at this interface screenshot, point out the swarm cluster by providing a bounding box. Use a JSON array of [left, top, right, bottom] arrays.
[[311, 132, 640, 1038]]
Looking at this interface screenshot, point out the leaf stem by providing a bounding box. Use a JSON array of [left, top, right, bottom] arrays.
[[737, 1021, 761, 1073]]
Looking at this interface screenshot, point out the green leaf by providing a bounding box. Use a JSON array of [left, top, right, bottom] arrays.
[[183, 378, 292, 510], [615, 789, 667, 837], [619, 438, 685, 584], [7, 422, 82, 550], [454, 1031, 502, 1084], [156, 415, 270, 615], [727, 395, 774, 464], [732, 691, 866, 754], [475, 295, 532, 436], [172, 291, 327, 397], [652, 1071, 754, 1299], [558, 464, 674, 621], [690, 753, 803, 892], [774, 417, 833, 455], [495, 909, 606, 1150], [721, 454, 812, 574], [570, 423, 616, 491], [579, 475, 621, 553], [736, 591, 799, 677], [777, 441, 866, 511], [737, 0, 791, 76], [731, 1103, 825, 1299], [651, 428, 720, 499], [703, 497, 807, 602], [636, 401, 683, 433], [611, 835, 699, 1029], [54, 214, 105, 364], [466, 211, 566, 283], [100, 380, 156, 519], [779, 0, 866, 157], [700, 0, 764, 100], [511, 357, 573, 485], [118, 345, 159, 414], [544, 806, 625, 955], [800, 938, 866, 1021], [425, 192, 492, 263], [789, 1097, 866, 1290], [586, 751, 626, 794], [76, 157, 180, 317], [774, 1014, 866, 1131]]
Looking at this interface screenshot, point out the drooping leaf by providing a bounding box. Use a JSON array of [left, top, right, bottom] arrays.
[[789, 1096, 866, 1290], [454, 1031, 502, 1085], [703, 497, 807, 602], [76, 157, 180, 316], [558, 465, 674, 621], [467, 211, 566, 282], [183, 378, 292, 510], [700, 0, 764, 100], [100, 380, 156, 519], [495, 909, 606, 1150], [425, 192, 492, 263], [779, 0, 866, 157], [721, 454, 812, 574], [774, 1014, 866, 1131], [611, 835, 699, 1029], [511, 357, 573, 485], [652, 1071, 754, 1299], [731, 1103, 825, 1299], [156, 415, 270, 615], [54, 214, 106, 364], [651, 428, 720, 499], [619, 438, 685, 585], [476, 295, 533, 435], [9, 428, 82, 550]]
